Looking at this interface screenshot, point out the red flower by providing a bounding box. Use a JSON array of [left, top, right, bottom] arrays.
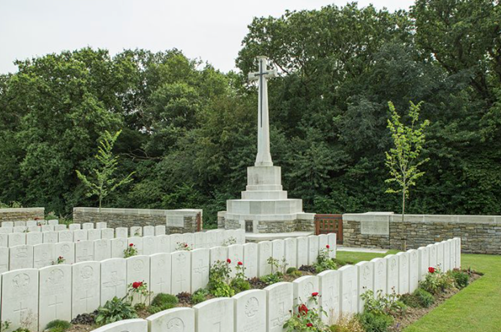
[[311, 292, 319, 297], [184, 243, 188, 247], [227, 258, 231, 264], [298, 304, 308, 315], [306, 323, 313, 327], [129, 243, 134, 247], [237, 261, 243, 266], [58, 256, 63, 259], [326, 245, 330, 249], [132, 282, 140, 289], [428, 267, 435, 274]]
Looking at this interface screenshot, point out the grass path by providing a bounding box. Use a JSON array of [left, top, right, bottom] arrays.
[[336, 251, 501, 332]]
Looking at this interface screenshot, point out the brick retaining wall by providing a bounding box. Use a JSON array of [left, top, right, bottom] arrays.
[[343, 212, 501, 254], [0, 207, 44, 224], [73, 207, 202, 233]]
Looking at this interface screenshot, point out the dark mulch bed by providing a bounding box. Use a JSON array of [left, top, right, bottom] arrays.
[[176, 292, 192, 305], [389, 271, 482, 332], [248, 277, 268, 289], [299, 265, 317, 273]]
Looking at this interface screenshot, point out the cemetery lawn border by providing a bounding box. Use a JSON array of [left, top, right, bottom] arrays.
[[338, 251, 501, 332]]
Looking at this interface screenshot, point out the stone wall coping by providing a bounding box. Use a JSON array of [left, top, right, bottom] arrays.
[[343, 212, 501, 224], [0, 207, 44, 213], [73, 207, 202, 216]]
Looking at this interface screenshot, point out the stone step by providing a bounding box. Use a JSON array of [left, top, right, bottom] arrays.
[[241, 190, 288, 200]]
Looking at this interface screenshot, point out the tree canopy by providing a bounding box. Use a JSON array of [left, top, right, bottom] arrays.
[[0, 0, 500, 225]]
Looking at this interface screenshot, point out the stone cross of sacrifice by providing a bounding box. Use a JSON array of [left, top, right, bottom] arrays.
[[249, 56, 277, 167]]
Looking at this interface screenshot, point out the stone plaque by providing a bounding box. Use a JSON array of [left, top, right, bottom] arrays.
[[360, 220, 389, 235], [167, 215, 184, 227]]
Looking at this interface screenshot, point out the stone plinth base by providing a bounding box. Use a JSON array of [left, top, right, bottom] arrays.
[[245, 231, 314, 243]]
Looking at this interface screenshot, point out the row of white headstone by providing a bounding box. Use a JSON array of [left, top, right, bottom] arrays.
[[1, 219, 61, 228], [0, 225, 245, 247], [90, 237, 461, 332], [0, 229, 246, 273], [0, 233, 337, 332]]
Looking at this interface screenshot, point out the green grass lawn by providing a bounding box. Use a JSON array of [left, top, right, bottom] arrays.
[[336, 250, 501, 332]]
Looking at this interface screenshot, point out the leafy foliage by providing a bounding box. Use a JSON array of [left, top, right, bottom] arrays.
[[283, 294, 329, 332], [148, 293, 179, 314], [418, 268, 455, 295], [95, 297, 137, 325], [400, 288, 435, 308], [313, 246, 337, 273], [451, 269, 470, 289], [44, 320, 71, 332]]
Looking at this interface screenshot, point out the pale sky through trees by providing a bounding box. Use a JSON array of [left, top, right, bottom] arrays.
[[0, 0, 415, 74]]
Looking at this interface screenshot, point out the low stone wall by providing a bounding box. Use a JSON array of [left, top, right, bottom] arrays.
[[343, 212, 501, 254], [217, 211, 315, 233], [73, 207, 202, 233], [0, 207, 44, 224]]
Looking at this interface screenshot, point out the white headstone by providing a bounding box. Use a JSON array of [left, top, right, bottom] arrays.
[[257, 241, 272, 277], [115, 227, 128, 238], [148, 307, 195, 332], [1, 269, 39, 332], [8, 233, 26, 247], [0, 227, 13, 234], [130, 226, 142, 237], [455, 237, 461, 268], [296, 236, 308, 267], [234, 289, 266, 332], [82, 222, 94, 230], [14, 221, 26, 227], [170, 234, 184, 252], [397, 252, 410, 294], [72, 261, 101, 318], [69, 224, 81, 231], [143, 226, 155, 237], [386, 254, 399, 295], [9, 245, 34, 270], [100, 258, 127, 305], [265, 282, 293, 332], [111, 238, 128, 258], [28, 225, 41, 233], [157, 235, 171, 253], [73, 229, 88, 242], [408, 249, 419, 292], [0, 247, 9, 274], [271, 240, 285, 268], [171, 251, 192, 294], [126, 255, 151, 305], [26, 220, 37, 227], [75, 240, 95, 263], [0, 233, 7, 247], [243, 243, 258, 279], [449, 239, 456, 270], [58, 230, 73, 243], [292, 275, 319, 310], [42, 225, 54, 232], [339, 265, 359, 315], [307, 235, 319, 265], [2, 221, 14, 227], [194, 298, 234, 332], [436, 242, 444, 271], [210, 246, 228, 266], [94, 239, 112, 261], [96, 222, 107, 229], [228, 244, 244, 278], [191, 248, 210, 292], [91, 319, 147, 332], [284, 238, 297, 269], [443, 240, 451, 272], [318, 234, 328, 252], [54, 225, 67, 232], [318, 269, 341, 324], [194, 232, 205, 249], [39, 264, 72, 330], [142, 236, 158, 256], [43, 231, 58, 244], [154, 225, 166, 236], [356, 261, 374, 312], [150, 253, 172, 296], [206, 231, 217, 248], [327, 233, 337, 259], [34, 243, 55, 268], [417, 246, 429, 281], [101, 228, 114, 240], [371, 258, 387, 294], [48, 220, 59, 226], [14, 226, 27, 233], [55, 242, 75, 264], [88, 229, 102, 241], [128, 237, 143, 255], [428, 244, 437, 269], [26, 232, 43, 246], [183, 233, 195, 249]]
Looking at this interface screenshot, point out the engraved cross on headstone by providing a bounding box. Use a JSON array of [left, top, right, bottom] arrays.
[[248, 56, 277, 167], [49, 295, 64, 317]]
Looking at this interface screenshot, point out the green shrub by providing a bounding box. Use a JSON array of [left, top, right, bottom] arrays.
[[259, 273, 282, 285], [419, 269, 455, 295], [13, 328, 30, 332], [231, 278, 251, 293], [208, 260, 234, 297], [361, 290, 406, 317], [313, 247, 337, 273], [413, 288, 435, 308], [96, 297, 137, 325], [399, 293, 420, 308], [286, 267, 297, 274], [191, 289, 209, 304], [151, 293, 178, 307], [358, 312, 394, 332], [451, 269, 469, 288], [45, 320, 71, 331]]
